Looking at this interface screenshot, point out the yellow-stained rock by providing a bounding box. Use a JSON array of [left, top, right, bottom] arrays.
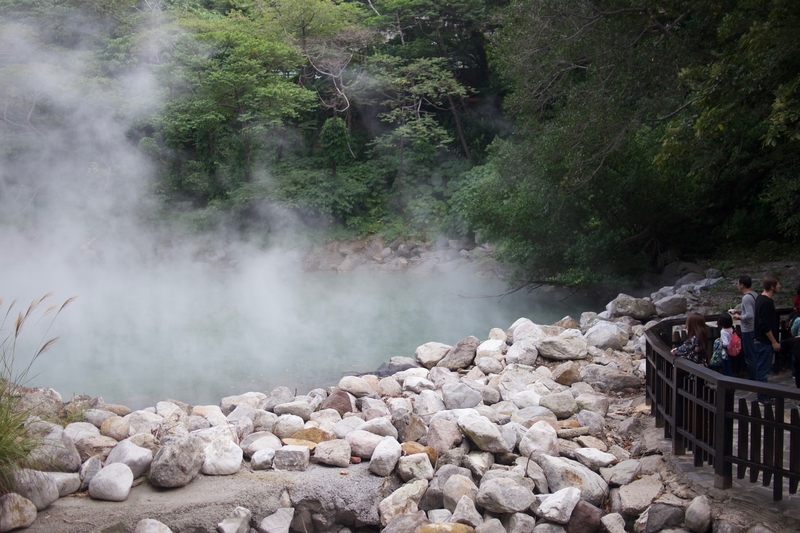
[[282, 438, 317, 450], [402, 442, 426, 456], [400, 442, 437, 468], [100, 416, 129, 441], [289, 428, 334, 443]]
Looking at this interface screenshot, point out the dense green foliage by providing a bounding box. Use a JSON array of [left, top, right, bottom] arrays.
[[1, 0, 798, 284]]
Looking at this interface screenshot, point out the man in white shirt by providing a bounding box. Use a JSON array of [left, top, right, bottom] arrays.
[[733, 275, 758, 380]]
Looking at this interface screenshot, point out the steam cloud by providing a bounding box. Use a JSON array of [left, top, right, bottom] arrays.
[[1, 16, 597, 410]]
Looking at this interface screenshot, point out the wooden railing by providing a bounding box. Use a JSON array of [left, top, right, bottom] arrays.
[[645, 314, 800, 501]]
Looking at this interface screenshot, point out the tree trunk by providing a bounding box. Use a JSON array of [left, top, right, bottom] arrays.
[[448, 94, 470, 159]]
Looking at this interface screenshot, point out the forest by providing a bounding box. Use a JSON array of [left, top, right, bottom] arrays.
[[1, 0, 798, 285]]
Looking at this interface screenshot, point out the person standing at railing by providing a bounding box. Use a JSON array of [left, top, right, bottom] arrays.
[[671, 312, 709, 366], [782, 311, 800, 388], [717, 314, 735, 377], [733, 275, 758, 380], [753, 275, 781, 405]]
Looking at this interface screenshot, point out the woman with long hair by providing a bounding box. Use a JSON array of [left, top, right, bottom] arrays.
[[671, 312, 709, 366]]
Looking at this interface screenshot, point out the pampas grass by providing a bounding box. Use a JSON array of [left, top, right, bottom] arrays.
[[0, 293, 75, 494]]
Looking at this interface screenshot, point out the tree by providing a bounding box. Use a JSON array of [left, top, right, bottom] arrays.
[[153, 12, 316, 201], [460, 0, 734, 284], [367, 55, 467, 194], [658, 0, 800, 240]]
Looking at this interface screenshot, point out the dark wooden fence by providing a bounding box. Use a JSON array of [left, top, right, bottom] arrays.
[[645, 313, 800, 501]]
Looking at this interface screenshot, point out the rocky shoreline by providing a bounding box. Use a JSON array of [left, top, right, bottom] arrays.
[[299, 236, 503, 278], [1, 270, 793, 533]]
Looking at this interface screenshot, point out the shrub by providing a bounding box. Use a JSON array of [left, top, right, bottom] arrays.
[[0, 294, 75, 494]]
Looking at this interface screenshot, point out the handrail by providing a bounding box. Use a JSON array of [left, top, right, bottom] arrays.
[[645, 311, 800, 501]]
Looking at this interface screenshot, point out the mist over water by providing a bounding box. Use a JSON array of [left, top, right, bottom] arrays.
[[6, 246, 600, 410], [0, 12, 602, 410]]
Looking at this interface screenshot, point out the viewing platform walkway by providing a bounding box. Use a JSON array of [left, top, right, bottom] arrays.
[[644, 313, 800, 520]]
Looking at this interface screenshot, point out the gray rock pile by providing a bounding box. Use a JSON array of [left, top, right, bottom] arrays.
[[301, 235, 502, 276], [4, 275, 777, 533]]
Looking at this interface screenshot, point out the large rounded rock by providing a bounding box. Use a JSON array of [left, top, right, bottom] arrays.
[[358, 417, 399, 439], [535, 487, 581, 524], [685, 495, 712, 533], [458, 415, 511, 453], [442, 474, 479, 512], [416, 342, 453, 369], [273, 401, 312, 421], [100, 415, 130, 441], [436, 336, 480, 370], [414, 390, 446, 420], [319, 389, 353, 416], [220, 391, 266, 415], [49, 472, 81, 497], [370, 436, 403, 477], [125, 410, 165, 437], [537, 330, 589, 361], [88, 463, 134, 502], [313, 439, 351, 468], [580, 365, 643, 392], [27, 423, 81, 473], [505, 340, 538, 366], [475, 477, 535, 513], [149, 435, 205, 488], [346, 429, 384, 459], [0, 493, 37, 531], [476, 339, 505, 360], [272, 414, 305, 439], [240, 431, 282, 458], [538, 454, 609, 507], [606, 294, 656, 321], [655, 294, 688, 317], [378, 479, 428, 526], [202, 436, 243, 475], [442, 383, 483, 410], [396, 453, 435, 482], [618, 473, 662, 515], [258, 386, 295, 412], [551, 362, 581, 386], [519, 420, 559, 458], [105, 439, 154, 478], [17, 387, 63, 420], [83, 408, 117, 428], [539, 391, 579, 419], [419, 465, 473, 510], [584, 322, 629, 351], [13, 469, 59, 511], [427, 418, 462, 454], [338, 376, 376, 398], [508, 319, 547, 345]]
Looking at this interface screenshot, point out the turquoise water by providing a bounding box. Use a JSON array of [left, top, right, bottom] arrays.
[[15, 255, 601, 409]]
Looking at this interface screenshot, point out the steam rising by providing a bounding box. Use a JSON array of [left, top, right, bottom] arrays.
[[1, 14, 598, 410]]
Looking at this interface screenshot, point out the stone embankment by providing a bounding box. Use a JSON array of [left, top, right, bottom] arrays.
[[301, 236, 502, 277], [2, 270, 787, 533]]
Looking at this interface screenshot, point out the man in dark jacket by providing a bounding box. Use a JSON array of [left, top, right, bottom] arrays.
[[754, 275, 781, 404]]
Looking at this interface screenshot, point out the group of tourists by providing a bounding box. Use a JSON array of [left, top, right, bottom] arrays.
[[671, 274, 800, 405]]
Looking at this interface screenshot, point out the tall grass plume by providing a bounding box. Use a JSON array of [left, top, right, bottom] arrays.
[[0, 294, 75, 494]]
